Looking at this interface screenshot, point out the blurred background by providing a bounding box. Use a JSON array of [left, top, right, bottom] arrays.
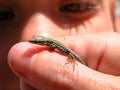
[[116, 0, 120, 15]]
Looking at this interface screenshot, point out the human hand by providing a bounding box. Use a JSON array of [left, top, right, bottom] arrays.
[[8, 32, 120, 90]]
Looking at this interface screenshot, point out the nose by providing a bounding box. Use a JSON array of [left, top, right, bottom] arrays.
[[21, 13, 63, 41]]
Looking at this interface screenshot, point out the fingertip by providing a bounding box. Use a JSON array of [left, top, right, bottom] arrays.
[[7, 42, 37, 76]]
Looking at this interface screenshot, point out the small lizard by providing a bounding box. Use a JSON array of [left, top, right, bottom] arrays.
[[29, 36, 86, 66]]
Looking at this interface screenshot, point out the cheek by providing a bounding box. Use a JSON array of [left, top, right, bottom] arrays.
[[75, 14, 114, 33]]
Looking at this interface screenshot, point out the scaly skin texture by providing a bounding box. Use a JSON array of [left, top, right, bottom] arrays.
[[29, 36, 86, 65]]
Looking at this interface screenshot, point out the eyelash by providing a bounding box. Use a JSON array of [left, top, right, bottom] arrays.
[[59, 3, 96, 13], [0, 11, 14, 22]]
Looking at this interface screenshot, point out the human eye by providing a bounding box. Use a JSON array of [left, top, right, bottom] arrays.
[[0, 8, 14, 22], [59, 3, 95, 13], [59, 0, 99, 19]]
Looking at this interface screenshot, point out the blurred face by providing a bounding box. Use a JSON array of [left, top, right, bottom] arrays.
[[0, 0, 116, 89]]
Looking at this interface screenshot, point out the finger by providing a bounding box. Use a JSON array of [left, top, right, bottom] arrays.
[[8, 41, 120, 90], [9, 32, 119, 90], [60, 33, 120, 75], [8, 42, 86, 89]]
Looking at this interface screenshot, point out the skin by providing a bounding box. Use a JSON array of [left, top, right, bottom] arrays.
[[0, 0, 119, 89], [115, 16, 120, 32]]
